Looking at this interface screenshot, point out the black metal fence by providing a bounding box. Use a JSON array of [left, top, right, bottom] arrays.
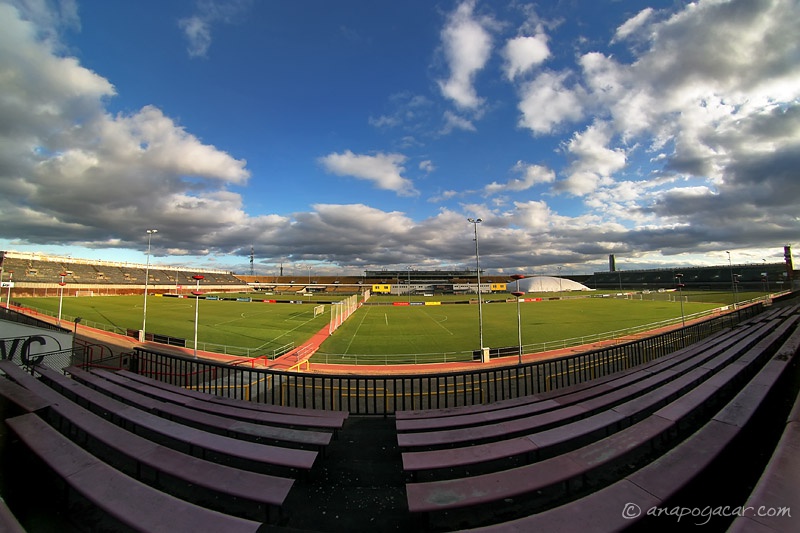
[[128, 304, 766, 415]]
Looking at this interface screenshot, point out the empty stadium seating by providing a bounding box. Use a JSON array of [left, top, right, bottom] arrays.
[[1, 302, 798, 531], [0, 253, 244, 291]]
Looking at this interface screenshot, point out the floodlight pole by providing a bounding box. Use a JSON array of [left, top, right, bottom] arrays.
[[142, 229, 158, 341], [468, 218, 485, 354], [727, 251, 737, 309], [5, 271, 12, 309], [408, 266, 412, 305], [557, 266, 563, 297], [58, 272, 67, 326], [675, 273, 685, 327], [191, 275, 204, 359], [510, 274, 526, 365]]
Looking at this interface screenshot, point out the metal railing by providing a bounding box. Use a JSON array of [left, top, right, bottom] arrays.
[[130, 304, 764, 414]]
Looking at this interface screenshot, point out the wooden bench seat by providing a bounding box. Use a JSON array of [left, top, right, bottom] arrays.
[[462, 323, 800, 531], [728, 421, 798, 532], [404, 321, 799, 523], [1, 361, 317, 473], [727, 349, 800, 532], [6, 413, 262, 533], [399, 320, 783, 450], [95, 369, 343, 430], [402, 340, 764, 478], [2, 360, 295, 521], [405, 414, 674, 516], [403, 318, 797, 476], [64, 366, 332, 449], [396, 325, 742, 428], [49, 395, 293, 522], [0, 497, 24, 533], [117, 369, 348, 422], [0, 376, 52, 413]]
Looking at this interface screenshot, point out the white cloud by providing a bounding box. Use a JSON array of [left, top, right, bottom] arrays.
[[178, 0, 253, 58], [0, 3, 253, 251], [517, 71, 585, 135], [178, 16, 212, 57], [612, 8, 654, 43], [437, 0, 493, 110], [502, 34, 550, 81], [428, 190, 460, 203], [3, 0, 800, 273], [484, 163, 555, 195], [560, 122, 626, 196], [441, 110, 477, 134], [510, 200, 552, 232], [318, 150, 418, 197]]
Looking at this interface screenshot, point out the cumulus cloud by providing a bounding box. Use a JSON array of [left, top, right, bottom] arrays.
[[502, 34, 550, 80], [558, 122, 627, 197], [484, 163, 555, 195], [0, 3, 251, 254], [517, 71, 585, 135], [437, 0, 493, 110], [612, 8, 654, 43], [318, 150, 418, 197], [3, 0, 800, 274]]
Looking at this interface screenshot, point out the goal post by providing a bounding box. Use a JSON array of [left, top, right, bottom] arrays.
[[328, 294, 359, 335], [313, 304, 325, 317]]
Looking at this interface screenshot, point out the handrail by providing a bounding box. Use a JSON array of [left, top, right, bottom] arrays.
[[131, 303, 766, 414]]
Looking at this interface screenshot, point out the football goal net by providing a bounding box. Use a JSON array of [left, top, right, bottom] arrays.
[[313, 304, 325, 317], [328, 294, 359, 335]]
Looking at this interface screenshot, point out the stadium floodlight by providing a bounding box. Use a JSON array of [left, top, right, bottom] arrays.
[[467, 218, 485, 356], [675, 273, 685, 327], [142, 229, 158, 341], [191, 275, 204, 359], [511, 289, 525, 365]]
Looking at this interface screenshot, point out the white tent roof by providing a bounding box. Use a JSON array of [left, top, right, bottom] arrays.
[[514, 276, 590, 293]]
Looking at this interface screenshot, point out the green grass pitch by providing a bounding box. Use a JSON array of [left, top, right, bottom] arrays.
[[315, 296, 724, 362], [15, 294, 331, 356], [15, 290, 761, 363]]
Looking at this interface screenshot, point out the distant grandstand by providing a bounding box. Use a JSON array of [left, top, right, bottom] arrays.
[[3, 249, 797, 298], [583, 262, 793, 292], [0, 250, 247, 297]]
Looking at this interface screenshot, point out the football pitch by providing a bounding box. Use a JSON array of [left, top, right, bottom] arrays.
[[15, 294, 331, 356], [14, 291, 757, 363], [315, 296, 725, 363]]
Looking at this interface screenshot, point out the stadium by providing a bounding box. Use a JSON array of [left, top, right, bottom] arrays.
[[1, 248, 800, 532]]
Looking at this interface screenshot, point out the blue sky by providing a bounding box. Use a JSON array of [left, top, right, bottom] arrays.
[[1, 0, 798, 277]]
